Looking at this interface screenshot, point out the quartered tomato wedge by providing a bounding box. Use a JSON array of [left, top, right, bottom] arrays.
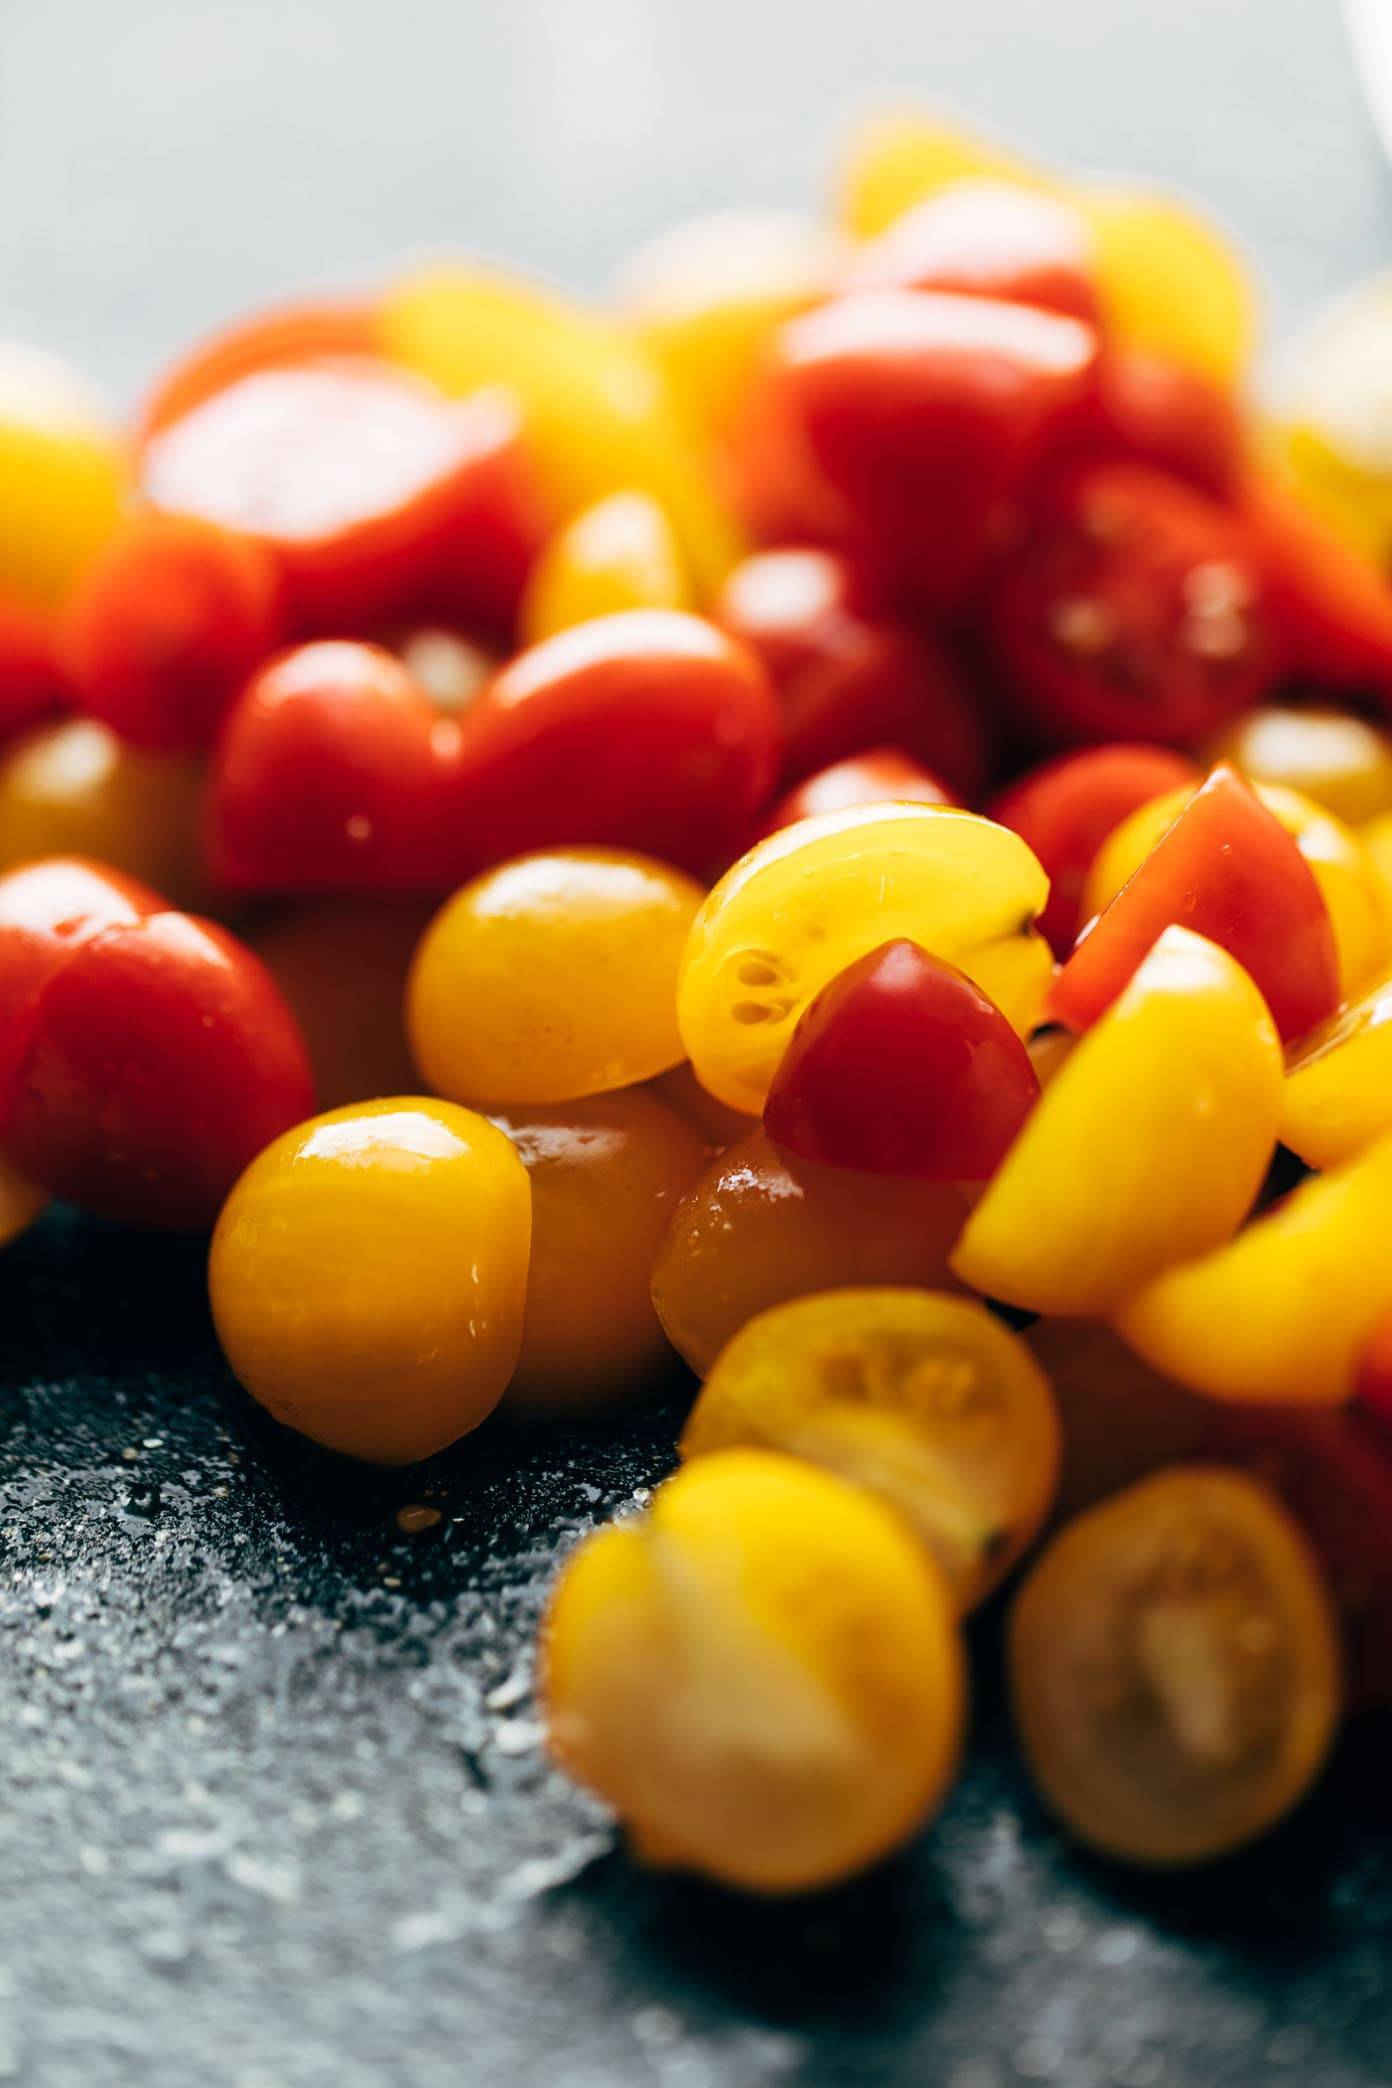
[[1048, 763, 1340, 1042], [988, 460, 1278, 750], [841, 180, 1100, 324]]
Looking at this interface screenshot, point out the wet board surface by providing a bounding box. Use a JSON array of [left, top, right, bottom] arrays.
[[4, 2, 1392, 2082]]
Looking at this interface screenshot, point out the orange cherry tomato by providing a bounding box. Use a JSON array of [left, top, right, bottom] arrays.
[[134, 297, 381, 446], [842, 180, 1100, 324]]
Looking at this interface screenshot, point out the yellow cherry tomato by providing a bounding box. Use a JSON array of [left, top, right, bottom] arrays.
[[1209, 706, 1392, 827], [617, 210, 841, 443], [677, 803, 1051, 1114], [543, 1447, 965, 1894], [209, 1098, 531, 1463], [1281, 976, 1392, 1170], [379, 264, 742, 592], [0, 342, 124, 615], [1361, 807, 1392, 917], [0, 719, 203, 906], [651, 1127, 967, 1376], [681, 1289, 1060, 1613], [408, 848, 702, 1107], [0, 1153, 48, 1249], [494, 1087, 706, 1412], [1027, 1317, 1212, 1520], [248, 902, 430, 1111], [834, 106, 1047, 239], [952, 927, 1282, 1315], [519, 490, 690, 646], [1116, 1128, 1392, 1405], [1087, 776, 1391, 999], [646, 1060, 756, 1152], [1080, 184, 1257, 384], [1011, 1468, 1341, 1867]]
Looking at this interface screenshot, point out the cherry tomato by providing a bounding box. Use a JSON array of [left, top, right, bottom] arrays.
[[987, 743, 1200, 955], [650, 1126, 968, 1375], [210, 1098, 530, 1462], [207, 641, 461, 896], [0, 719, 204, 905], [681, 1288, 1059, 1612], [834, 107, 1047, 241], [408, 848, 701, 1106], [64, 513, 284, 752], [1242, 478, 1392, 701], [842, 180, 1100, 324], [1279, 975, 1392, 1170], [1048, 764, 1340, 1044], [518, 489, 690, 645], [755, 747, 953, 841], [0, 596, 67, 745], [141, 365, 542, 637], [1011, 1469, 1340, 1867], [987, 461, 1278, 751], [1080, 186, 1256, 387], [1027, 1318, 1211, 1521], [1210, 704, 1392, 826], [134, 296, 382, 446], [450, 611, 779, 879], [248, 901, 431, 1110], [715, 548, 987, 796], [0, 342, 124, 616], [495, 1087, 707, 1411], [3, 909, 314, 1228], [1057, 347, 1246, 497], [761, 290, 1099, 604], [0, 856, 162, 1103], [763, 940, 1039, 1179]]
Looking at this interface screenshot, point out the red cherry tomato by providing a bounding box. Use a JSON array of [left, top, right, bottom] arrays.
[[763, 938, 1040, 1180], [1196, 1406, 1392, 1708], [1048, 762, 1340, 1043], [134, 296, 382, 446], [140, 364, 542, 637], [64, 513, 285, 753], [715, 548, 988, 795], [3, 909, 314, 1229], [207, 641, 461, 896], [761, 290, 1100, 604], [1242, 478, 1392, 702], [1054, 348, 1246, 497], [450, 610, 779, 878], [0, 597, 67, 745], [987, 743, 1200, 955], [842, 180, 1101, 325], [987, 460, 1278, 750], [755, 746, 953, 842]]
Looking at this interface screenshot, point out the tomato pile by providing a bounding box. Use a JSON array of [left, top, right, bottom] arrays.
[[6, 106, 1392, 1896]]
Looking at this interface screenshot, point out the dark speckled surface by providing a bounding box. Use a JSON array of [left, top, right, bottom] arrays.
[[4, 3, 1392, 2082]]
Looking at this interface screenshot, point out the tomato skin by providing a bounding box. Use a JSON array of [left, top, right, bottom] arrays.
[[987, 460, 1278, 751], [1242, 478, 1392, 700], [754, 746, 953, 841], [715, 548, 988, 796], [843, 180, 1100, 325], [450, 611, 779, 879], [3, 909, 314, 1228], [64, 514, 284, 753], [1048, 763, 1340, 1044], [1054, 348, 1246, 497], [987, 743, 1199, 954], [763, 939, 1039, 1179], [0, 596, 67, 744], [134, 297, 381, 446], [207, 641, 461, 896], [762, 290, 1100, 604], [141, 367, 543, 638]]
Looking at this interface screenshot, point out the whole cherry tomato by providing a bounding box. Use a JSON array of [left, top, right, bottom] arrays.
[[989, 461, 1277, 751], [755, 747, 953, 841], [65, 513, 284, 752], [987, 742, 1200, 954], [715, 548, 987, 795], [207, 641, 462, 896], [1242, 478, 1392, 701], [842, 180, 1100, 325], [141, 364, 543, 637], [0, 596, 67, 744], [3, 908, 314, 1228], [763, 939, 1040, 1178], [758, 290, 1100, 604], [134, 296, 381, 446], [1053, 347, 1246, 497], [450, 611, 779, 878], [1048, 762, 1340, 1043]]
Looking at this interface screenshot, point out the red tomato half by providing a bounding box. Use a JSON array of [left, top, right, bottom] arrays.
[[842, 180, 1100, 325], [987, 460, 1278, 750], [1243, 478, 1392, 702], [755, 747, 953, 842], [1047, 762, 1340, 1043], [207, 641, 462, 896], [763, 939, 1040, 1179], [987, 743, 1200, 955], [450, 610, 779, 878], [140, 364, 543, 637], [762, 290, 1100, 604], [134, 296, 382, 446], [715, 548, 988, 794], [65, 513, 285, 752], [0, 597, 68, 745], [3, 910, 315, 1229]]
